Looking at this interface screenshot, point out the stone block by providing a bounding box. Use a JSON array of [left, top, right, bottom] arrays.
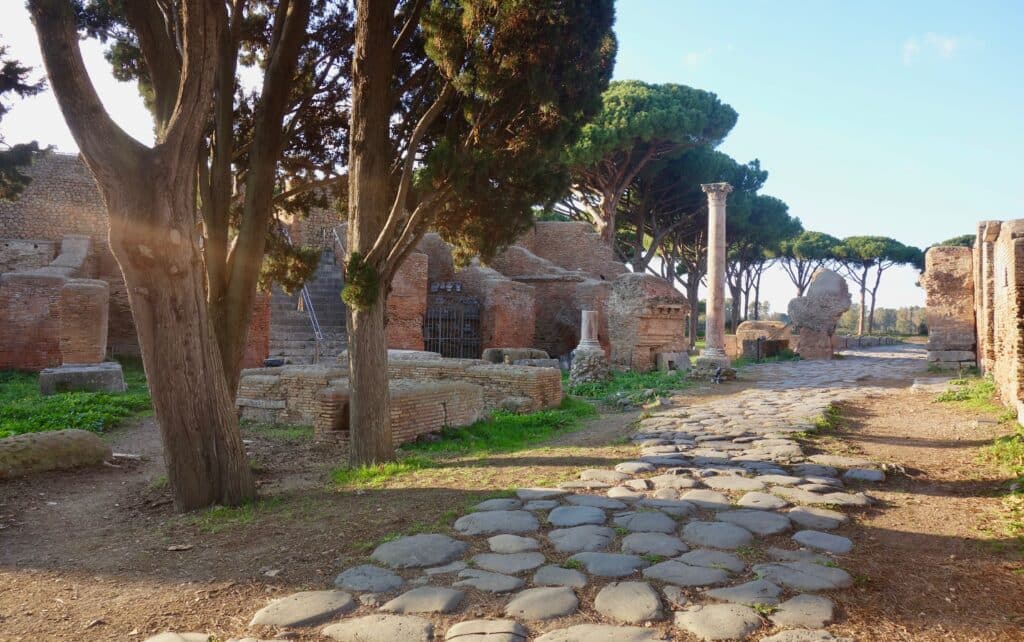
[[59, 278, 109, 364], [655, 351, 690, 373], [927, 350, 976, 363], [569, 347, 610, 387], [512, 358, 561, 369], [0, 429, 112, 479], [38, 361, 126, 395], [482, 347, 550, 363]]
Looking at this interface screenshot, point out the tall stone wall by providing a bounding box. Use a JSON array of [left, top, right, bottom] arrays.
[[921, 246, 976, 370], [605, 273, 688, 372], [387, 252, 429, 351], [0, 154, 138, 356], [516, 221, 627, 280], [455, 264, 536, 350], [0, 239, 56, 273], [985, 221, 1024, 417]]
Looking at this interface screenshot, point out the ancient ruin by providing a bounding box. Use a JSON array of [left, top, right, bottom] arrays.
[[696, 182, 732, 373], [787, 269, 852, 360], [921, 246, 977, 371]]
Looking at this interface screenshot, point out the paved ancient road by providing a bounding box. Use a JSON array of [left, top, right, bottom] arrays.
[[151, 345, 933, 642]]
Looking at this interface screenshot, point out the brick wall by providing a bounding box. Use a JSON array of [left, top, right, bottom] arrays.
[[416, 232, 457, 282], [387, 358, 563, 412], [314, 379, 483, 446], [59, 279, 109, 364], [454, 264, 535, 350], [0, 271, 65, 369], [606, 273, 688, 371], [517, 221, 628, 280], [387, 252, 428, 350], [922, 246, 976, 370], [988, 221, 1024, 417], [0, 239, 56, 273], [241, 292, 271, 369]]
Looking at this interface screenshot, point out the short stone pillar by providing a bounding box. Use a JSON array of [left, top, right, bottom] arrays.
[[697, 182, 733, 371], [787, 269, 851, 359], [569, 310, 609, 387]]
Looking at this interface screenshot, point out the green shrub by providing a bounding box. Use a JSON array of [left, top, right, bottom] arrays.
[[569, 369, 693, 404]]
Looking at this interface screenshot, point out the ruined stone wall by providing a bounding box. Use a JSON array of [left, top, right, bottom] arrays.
[[516, 221, 627, 280], [59, 279, 109, 364], [417, 233, 457, 282], [313, 379, 483, 446], [605, 273, 688, 371], [455, 264, 535, 350], [975, 221, 1001, 372], [988, 221, 1024, 416], [0, 271, 66, 369], [922, 246, 976, 370], [0, 239, 56, 273], [0, 154, 137, 355], [387, 252, 428, 350], [287, 205, 344, 250], [387, 358, 563, 412]]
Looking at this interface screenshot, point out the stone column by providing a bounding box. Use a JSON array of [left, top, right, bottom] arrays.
[[699, 182, 733, 368], [576, 310, 601, 350]]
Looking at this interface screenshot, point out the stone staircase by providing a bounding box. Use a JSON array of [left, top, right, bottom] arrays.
[[268, 248, 348, 364]]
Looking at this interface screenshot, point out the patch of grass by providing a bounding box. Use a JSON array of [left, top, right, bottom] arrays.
[[148, 474, 169, 491], [0, 362, 151, 438], [569, 369, 695, 405], [331, 454, 435, 487], [191, 497, 283, 534], [640, 553, 665, 563], [402, 397, 597, 456], [562, 559, 583, 570], [811, 405, 842, 432], [751, 603, 778, 616], [935, 376, 1014, 418], [243, 421, 314, 442], [614, 526, 630, 536]]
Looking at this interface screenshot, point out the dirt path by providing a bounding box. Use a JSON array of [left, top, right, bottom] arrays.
[[815, 389, 1024, 641]]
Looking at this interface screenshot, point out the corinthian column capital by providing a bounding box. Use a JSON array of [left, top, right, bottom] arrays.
[[701, 182, 734, 204]]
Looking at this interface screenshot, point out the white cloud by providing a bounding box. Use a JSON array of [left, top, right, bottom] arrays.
[[901, 33, 981, 65]]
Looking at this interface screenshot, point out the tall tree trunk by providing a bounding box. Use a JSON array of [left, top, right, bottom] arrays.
[[867, 264, 884, 336], [347, 0, 394, 465], [753, 278, 761, 320], [856, 265, 868, 336], [108, 169, 255, 512], [597, 192, 617, 245], [728, 282, 742, 334]]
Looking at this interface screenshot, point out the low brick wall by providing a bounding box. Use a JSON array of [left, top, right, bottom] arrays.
[[388, 358, 563, 413], [59, 279, 109, 364], [922, 246, 977, 370], [314, 379, 483, 445]]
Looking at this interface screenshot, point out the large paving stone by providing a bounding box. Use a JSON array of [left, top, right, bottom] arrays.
[[454, 510, 539, 535], [615, 461, 656, 474], [788, 506, 847, 530], [371, 534, 469, 568], [642, 560, 729, 587], [533, 565, 587, 588], [715, 509, 792, 536], [250, 590, 355, 627], [580, 468, 631, 483], [703, 475, 765, 492], [534, 624, 663, 642], [704, 579, 782, 606], [504, 586, 578, 620], [334, 565, 404, 592], [474, 498, 523, 511], [523, 500, 560, 511], [621, 532, 688, 556], [770, 594, 835, 628], [568, 552, 648, 577], [639, 498, 696, 517], [516, 488, 568, 501], [548, 505, 606, 527], [608, 486, 645, 500], [593, 581, 662, 623], [674, 603, 762, 641], [756, 474, 802, 486], [445, 619, 527, 642], [844, 468, 885, 482], [548, 525, 615, 552], [649, 474, 700, 490], [808, 454, 870, 468], [322, 614, 433, 641], [453, 569, 524, 593], [471, 553, 546, 574], [489, 534, 539, 553], [736, 491, 790, 510], [677, 549, 745, 573], [766, 547, 831, 564], [613, 510, 677, 534], [680, 489, 732, 510], [792, 530, 853, 554], [752, 561, 853, 591], [425, 561, 467, 576], [565, 494, 627, 509], [380, 586, 464, 614], [681, 521, 754, 550]]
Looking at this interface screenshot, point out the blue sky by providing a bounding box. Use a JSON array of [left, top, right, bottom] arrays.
[[2, 1, 1021, 312], [613, 0, 1024, 310]]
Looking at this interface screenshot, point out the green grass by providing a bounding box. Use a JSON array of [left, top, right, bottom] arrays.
[[569, 369, 694, 405], [243, 421, 314, 442], [401, 397, 597, 456], [812, 405, 843, 432], [331, 454, 436, 487], [935, 376, 1016, 419], [0, 362, 151, 438], [190, 496, 283, 534]]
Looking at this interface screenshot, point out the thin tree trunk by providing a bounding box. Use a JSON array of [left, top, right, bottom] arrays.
[[598, 192, 617, 245], [729, 282, 742, 333], [347, 0, 394, 465], [685, 278, 700, 350], [857, 265, 868, 336], [867, 264, 884, 335], [108, 174, 255, 512]]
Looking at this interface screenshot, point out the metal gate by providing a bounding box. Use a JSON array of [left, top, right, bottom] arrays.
[[423, 292, 482, 359]]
